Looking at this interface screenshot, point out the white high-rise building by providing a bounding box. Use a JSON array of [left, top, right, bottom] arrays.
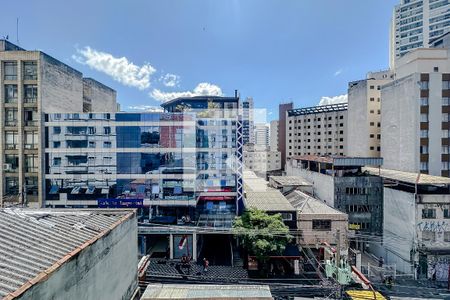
[[254, 123, 269, 150], [269, 120, 279, 151], [390, 0, 450, 67]]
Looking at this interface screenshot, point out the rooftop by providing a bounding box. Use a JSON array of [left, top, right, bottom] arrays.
[[290, 155, 383, 167], [364, 167, 450, 186], [285, 190, 346, 216], [287, 103, 348, 117], [0, 208, 135, 299], [160, 95, 239, 108], [269, 176, 312, 187], [141, 284, 272, 299]]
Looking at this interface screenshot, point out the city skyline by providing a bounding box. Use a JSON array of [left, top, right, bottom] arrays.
[[1, 0, 396, 121]]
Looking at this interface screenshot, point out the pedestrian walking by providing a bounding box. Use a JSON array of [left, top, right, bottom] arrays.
[[203, 257, 209, 272]]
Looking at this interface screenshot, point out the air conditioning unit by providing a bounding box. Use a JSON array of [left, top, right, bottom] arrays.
[[3, 164, 12, 171]]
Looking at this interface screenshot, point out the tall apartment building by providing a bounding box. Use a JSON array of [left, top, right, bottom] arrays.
[[239, 97, 254, 145], [0, 40, 117, 207], [278, 102, 293, 169], [254, 123, 269, 149], [381, 47, 450, 176], [286, 103, 347, 158], [269, 120, 278, 151], [390, 0, 450, 67], [347, 70, 393, 157], [243, 143, 281, 176]]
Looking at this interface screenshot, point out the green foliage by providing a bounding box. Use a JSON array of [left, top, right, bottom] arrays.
[[233, 208, 293, 261]]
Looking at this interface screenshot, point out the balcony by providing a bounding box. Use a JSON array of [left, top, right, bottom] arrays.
[[25, 120, 38, 127], [5, 144, 18, 150], [24, 97, 37, 104], [5, 120, 17, 127], [25, 167, 38, 173], [5, 98, 18, 104], [24, 144, 38, 150]]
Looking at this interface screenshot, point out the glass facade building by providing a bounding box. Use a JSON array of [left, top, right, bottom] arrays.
[[44, 96, 243, 226]]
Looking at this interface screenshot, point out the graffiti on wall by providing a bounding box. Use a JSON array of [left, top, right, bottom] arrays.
[[427, 256, 450, 281], [416, 221, 449, 233]]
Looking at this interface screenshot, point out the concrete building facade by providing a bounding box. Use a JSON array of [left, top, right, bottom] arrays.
[[269, 119, 278, 151], [239, 97, 254, 145], [390, 0, 450, 67], [278, 102, 293, 170], [286, 103, 347, 158], [381, 48, 450, 176], [286, 156, 384, 238], [254, 123, 269, 150], [243, 143, 281, 176], [0, 40, 117, 208], [347, 70, 393, 157], [365, 167, 450, 281]]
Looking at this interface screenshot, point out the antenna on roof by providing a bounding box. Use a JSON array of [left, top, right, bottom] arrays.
[[16, 18, 19, 45]]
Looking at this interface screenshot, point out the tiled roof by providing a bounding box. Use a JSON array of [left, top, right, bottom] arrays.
[[0, 208, 135, 299], [245, 190, 295, 212]]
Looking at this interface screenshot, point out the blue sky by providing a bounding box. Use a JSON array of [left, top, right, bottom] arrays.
[[1, 0, 397, 120]]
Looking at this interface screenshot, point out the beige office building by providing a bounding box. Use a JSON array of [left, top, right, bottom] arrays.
[[381, 47, 450, 176], [347, 70, 393, 157], [0, 40, 117, 207], [286, 103, 347, 158]]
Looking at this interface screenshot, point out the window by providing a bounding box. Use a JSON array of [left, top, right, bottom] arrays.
[[444, 81, 450, 90], [88, 127, 96, 134], [445, 232, 450, 242], [24, 85, 38, 103], [88, 141, 96, 148], [103, 141, 112, 148], [370, 122, 375, 126], [25, 154, 38, 173], [420, 81, 429, 90], [4, 62, 17, 80], [370, 97, 375, 101], [5, 131, 18, 149], [370, 85, 375, 89], [4, 85, 18, 103], [422, 231, 436, 242], [53, 157, 61, 166], [443, 130, 449, 138], [420, 145, 428, 154], [23, 61, 37, 80], [420, 162, 429, 171], [421, 113, 429, 122], [443, 146, 449, 154], [444, 209, 450, 219], [421, 130, 428, 138], [422, 208, 436, 219], [312, 219, 331, 231], [53, 127, 61, 134], [442, 162, 449, 170], [444, 97, 450, 106], [53, 141, 61, 148], [421, 97, 429, 106], [281, 213, 293, 221], [5, 109, 17, 126], [24, 131, 38, 149], [444, 113, 450, 122]]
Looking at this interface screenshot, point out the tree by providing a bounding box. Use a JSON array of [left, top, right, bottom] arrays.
[[233, 208, 293, 263]]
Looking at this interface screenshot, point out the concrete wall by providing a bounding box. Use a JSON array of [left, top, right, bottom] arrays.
[[18, 214, 138, 300], [285, 161, 335, 207], [83, 78, 117, 112], [347, 80, 369, 157], [270, 120, 278, 152], [381, 74, 419, 173], [382, 187, 416, 274], [40, 53, 84, 113], [298, 213, 348, 247]]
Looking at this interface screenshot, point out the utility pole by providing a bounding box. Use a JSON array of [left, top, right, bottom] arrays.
[[336, 229, 341, 268]]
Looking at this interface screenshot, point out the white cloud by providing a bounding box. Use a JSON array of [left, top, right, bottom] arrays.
[[318, 94, 348, 106], [334, 69, 343, 76], [150, 82, 223, 102], [127, 105, 164, 112], [73, 47, 156, 90], [160, 73, 180, 87]]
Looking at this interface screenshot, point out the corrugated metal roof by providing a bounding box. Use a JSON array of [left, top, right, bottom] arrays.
[[0, 208, 135, 299], [290, 155, 383, 167], [269, 176, 312, 187], [364, 167, 450, 185], [142, 284, 273, 299], [245, 190, 295, 212], [285, 191, 346, 216]]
